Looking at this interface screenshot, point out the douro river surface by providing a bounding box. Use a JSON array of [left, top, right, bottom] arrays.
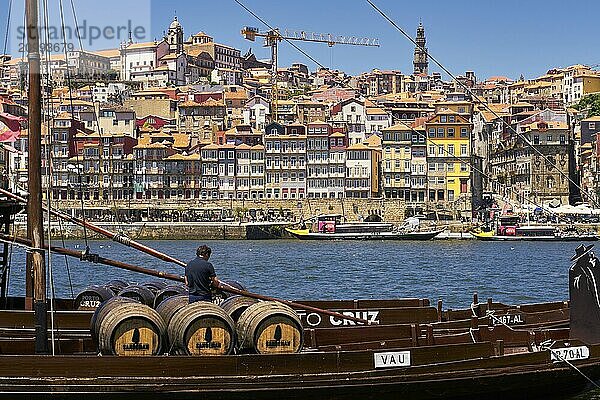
[[5, 239, 585, 306]]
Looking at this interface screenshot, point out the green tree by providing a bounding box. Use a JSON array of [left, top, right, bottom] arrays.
[[574, 93, 600, 117]]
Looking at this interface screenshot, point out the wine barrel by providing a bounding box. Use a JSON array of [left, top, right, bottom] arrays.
[[220, 295, 258, 322], [118, 284, 155, 306], [90, 296, 140, 339], [74, 285, 114, 310], [155, 294, 189, 326], [105, 279, 129, 294], [168, 301, 235, 356], [237, 301, 303, 354], [220, 280, 246, 299], [154, 285, 187, 308], [142, 280, 168, 294], [95, 299, 166, 356]]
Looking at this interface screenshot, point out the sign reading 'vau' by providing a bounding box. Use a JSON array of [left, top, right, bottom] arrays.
[[374, 351, 411, 368]]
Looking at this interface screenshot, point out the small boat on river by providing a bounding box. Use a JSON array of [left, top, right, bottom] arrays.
[[286, 214, 443, 240], [471, 215, 599, 241]]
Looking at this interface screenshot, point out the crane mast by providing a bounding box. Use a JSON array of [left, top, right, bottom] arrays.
[[241, 27, 379, 122]]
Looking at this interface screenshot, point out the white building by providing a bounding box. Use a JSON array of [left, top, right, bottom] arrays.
[[331, 98, 367, 146], [243, 95, 270, 130], [365, 106, 392, 134], [120, 40, 169, 81], [92, 83, 129, 103]]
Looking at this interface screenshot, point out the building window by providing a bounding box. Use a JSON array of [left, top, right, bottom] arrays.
[[447, 128, 455, 137], [428, 128, 435, 138], [460, 127, 468, 137], [437, 128, 444, 137], [533, 135, 540, 145], [460, 144, 468, 156]]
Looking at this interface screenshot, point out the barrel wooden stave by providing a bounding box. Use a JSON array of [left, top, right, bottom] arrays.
[[142, 280, 169, 294], [75, 285, 115, 310], [236, 301, 303, 354], [96, 301, 166, 356], [104, 280, 129, 294], [168, 301, 235, 356], [154, 285, 187, 308], [220, 295, 258, 322], [155, 294, 189, 326], [90, 296, 140, 339], [118, 285, 156, 306]]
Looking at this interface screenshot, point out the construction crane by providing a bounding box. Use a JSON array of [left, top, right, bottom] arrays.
[[241, 27, 380, 121]]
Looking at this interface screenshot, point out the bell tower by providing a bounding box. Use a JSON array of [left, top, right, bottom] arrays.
[[413, 22, 428, 75], [167, 16, 184, 54]]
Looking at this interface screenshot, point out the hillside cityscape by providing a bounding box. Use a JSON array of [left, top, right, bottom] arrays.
[[1, 16, 600, 223]]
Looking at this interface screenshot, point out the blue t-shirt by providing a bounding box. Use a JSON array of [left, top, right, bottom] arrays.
[[185, 257, 216, 298]]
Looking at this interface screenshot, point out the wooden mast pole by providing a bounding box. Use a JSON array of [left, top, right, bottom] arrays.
[[25, 0, 48, 353]]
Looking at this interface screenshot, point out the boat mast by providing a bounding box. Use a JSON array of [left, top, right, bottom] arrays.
[[25, 0, 48, 353]]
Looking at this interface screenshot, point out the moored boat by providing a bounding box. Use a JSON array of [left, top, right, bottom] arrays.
[[471, 216, 599, 241], [286, 214, 442, 240]]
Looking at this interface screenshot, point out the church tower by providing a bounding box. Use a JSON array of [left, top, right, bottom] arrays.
[[413, 22, 428, 75], [167, 16, 184, 54]]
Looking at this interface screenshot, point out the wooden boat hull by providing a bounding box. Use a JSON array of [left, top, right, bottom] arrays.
[[0, 343, 597, 399], [286, 228, 443, 241]]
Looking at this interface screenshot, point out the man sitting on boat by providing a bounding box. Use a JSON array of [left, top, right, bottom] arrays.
[[185, 245, 221, 303]]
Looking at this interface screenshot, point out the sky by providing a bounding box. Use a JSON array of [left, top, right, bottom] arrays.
[[2, 0, 600, 81]]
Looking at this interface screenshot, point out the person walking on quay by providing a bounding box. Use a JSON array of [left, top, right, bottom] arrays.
[[185, 245, 220, 303]]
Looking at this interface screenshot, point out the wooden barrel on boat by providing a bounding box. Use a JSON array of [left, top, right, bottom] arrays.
[[220, 295, 258, 322], [220, 280, 246, 299], [236, 301, 303, 354], [142, 280, 168, 294], [105, 279, 129, 294], [118, 284, 155, 306], [90, 296, 140, 338], [214, 280, 247, 305], [167, 301, 235, 355], [156, 294, 189, 326], [94, 299, 166, 356], [74, 285, 114, 310], [154, 285, 187, 308]]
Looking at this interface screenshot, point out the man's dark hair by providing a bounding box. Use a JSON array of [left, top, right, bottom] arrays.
[[196, 245, 212, 258]]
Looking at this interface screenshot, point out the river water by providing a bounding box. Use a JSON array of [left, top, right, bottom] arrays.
[[5, 239, 600, 398], [5, 239, 583, 306]]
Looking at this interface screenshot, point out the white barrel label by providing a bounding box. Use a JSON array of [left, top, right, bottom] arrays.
[[374, 351, 411, 368], [550, 346, 589, 362]]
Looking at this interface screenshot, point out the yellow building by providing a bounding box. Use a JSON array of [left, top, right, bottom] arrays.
[[425, 108, 472, 215], [381, 124, 413, 199]]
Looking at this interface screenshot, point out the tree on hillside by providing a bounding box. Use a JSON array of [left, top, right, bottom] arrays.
[[574, 93, 600, 117]]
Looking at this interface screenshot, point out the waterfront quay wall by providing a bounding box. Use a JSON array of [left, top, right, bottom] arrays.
[[14, 222, 252, 240], [49, 198, 408, 223]]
